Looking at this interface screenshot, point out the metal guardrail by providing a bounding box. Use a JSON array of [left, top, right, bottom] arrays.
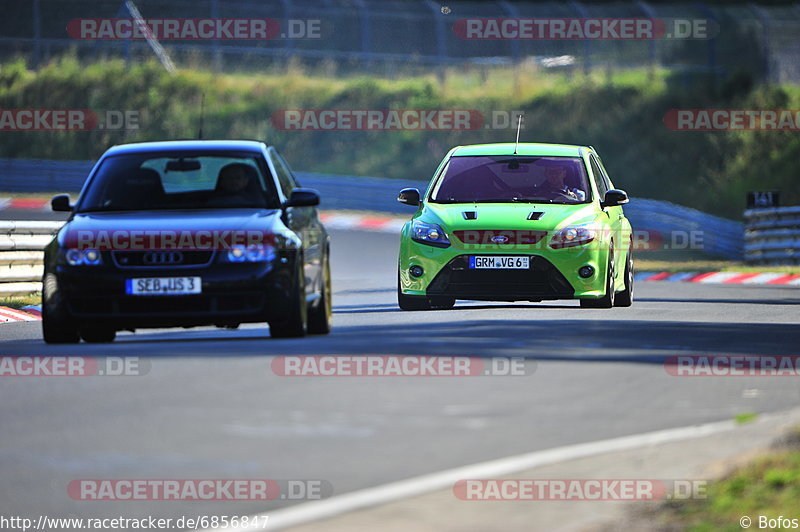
[[0, 221, 62, 296], [744, 206, 800, 265], [0, 159, 747, 298]]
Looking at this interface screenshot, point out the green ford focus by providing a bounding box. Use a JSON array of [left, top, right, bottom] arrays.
[[397, 143, 633, 310]]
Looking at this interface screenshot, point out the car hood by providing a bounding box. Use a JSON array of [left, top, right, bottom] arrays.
[[420, 202, 598, 232], [58, 209, 286, 247]]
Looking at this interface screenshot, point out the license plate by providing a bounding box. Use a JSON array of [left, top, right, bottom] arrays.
[[469, 256, 530, 269], [126, 277, 202, 296]]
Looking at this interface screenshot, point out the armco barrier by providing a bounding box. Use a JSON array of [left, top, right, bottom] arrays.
[[0, 221, 62, 296], [744, 206, 800, 265], [0, 158, 745, 261]]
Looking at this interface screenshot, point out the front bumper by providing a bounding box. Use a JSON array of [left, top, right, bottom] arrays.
[[399, 237, 611, 301], [49, 258, 295, 329]]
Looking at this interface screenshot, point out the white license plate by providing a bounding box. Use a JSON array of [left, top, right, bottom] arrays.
[[469, 256, 530, 269], [126, 277, 202, 296]]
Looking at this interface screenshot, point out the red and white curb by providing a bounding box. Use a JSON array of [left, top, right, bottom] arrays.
[[0, 197, 50, 211], [0, 306, 41, 322], [318, 212, 406, 233], [636, 271, 800, 285]]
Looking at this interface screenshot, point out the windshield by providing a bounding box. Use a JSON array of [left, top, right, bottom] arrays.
[[430, 155, 591, 204], [77, 152, 281, 212]]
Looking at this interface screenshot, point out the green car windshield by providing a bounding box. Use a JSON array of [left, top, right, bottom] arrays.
[[430, 156, 591, 204]]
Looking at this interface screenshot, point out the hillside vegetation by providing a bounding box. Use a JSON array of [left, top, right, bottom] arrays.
[[1, 56, 798, 219]]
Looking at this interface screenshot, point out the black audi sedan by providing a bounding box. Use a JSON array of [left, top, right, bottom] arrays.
[[42, 140, 331, 343]]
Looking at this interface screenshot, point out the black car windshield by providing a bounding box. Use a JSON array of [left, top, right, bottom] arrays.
[[430, 155, 591, 204], [77, 152, 281, 212]]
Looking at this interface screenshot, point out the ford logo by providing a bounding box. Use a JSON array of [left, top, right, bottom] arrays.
[[143, 251, 183, 265], [490, 235, 510, 244]]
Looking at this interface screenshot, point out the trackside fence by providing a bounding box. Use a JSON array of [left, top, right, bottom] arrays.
[[0, 221, 62, 296], [744, 206, 800, 265]]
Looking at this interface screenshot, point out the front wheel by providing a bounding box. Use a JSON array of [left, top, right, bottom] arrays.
[[397, 271, 431, 310], [81, 328, 117, 343], [307, 249, 332, 335], [42, 276, 80, 344], [270, 257, 307, 338], [580, 251, 615, 309], [614, 245, 634, 307]]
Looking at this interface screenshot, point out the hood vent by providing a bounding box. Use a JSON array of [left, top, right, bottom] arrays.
[[462, 211, 477, 220], [527, 211, 544, 220]]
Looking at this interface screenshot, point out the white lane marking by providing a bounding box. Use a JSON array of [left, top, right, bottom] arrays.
[[204, 418, 738, 531], [0, 197, 10, 211]]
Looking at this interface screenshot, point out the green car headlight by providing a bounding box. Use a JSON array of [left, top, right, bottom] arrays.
[[551, 225, 596, 249], [411, 220, 451, 248]]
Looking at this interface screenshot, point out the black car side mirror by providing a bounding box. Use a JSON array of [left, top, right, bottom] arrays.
[[601, 189, 629, 208], [51, 194, 72, 212], [398, 188, 421, 207], [285, 188, 320, 208]]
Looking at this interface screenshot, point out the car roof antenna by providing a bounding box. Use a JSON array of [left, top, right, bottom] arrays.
[[197, 93, 205, 140], [513, 114, 523, 155]]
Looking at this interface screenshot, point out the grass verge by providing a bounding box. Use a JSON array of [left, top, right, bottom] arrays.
[[649, 427, 800, 532], [0, 294, 41, 309]]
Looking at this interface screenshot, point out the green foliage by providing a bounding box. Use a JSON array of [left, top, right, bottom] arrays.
[[657, 446, 800, 531], [1, 57, 798, 219]]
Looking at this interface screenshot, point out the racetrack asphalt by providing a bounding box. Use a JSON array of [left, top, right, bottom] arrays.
[[1, 226, 799, 530]]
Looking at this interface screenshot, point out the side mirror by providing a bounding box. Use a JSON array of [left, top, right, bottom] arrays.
[[51, 194, 72, 212], [285, 188, 320, 208], [397, 188, 421, 207], [601, 189, 629, 208]]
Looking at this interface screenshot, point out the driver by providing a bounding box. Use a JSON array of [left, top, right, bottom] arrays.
[[212, 163, 257, 206], [541, 166, 585, 201]]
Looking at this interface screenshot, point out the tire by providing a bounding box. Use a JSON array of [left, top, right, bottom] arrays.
[[41, 276, 80, 344], [270, 256, 307, 338], [397, 271, 431, 311], [307, 249, 332, 335], [42, 314, 80, 344], [80, 328, 117, 343], [429, 296, 456, 310], [614, 243, 634, 307], [580, 250, 615, 309]]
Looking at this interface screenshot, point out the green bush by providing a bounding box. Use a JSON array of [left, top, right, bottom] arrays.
[[1, 56, 798, 219]]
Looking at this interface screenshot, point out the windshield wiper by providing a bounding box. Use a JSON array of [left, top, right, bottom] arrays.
[[474, 198, 554, 204]]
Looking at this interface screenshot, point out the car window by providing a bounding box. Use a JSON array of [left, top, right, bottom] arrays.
[[77, 152, 281, 211], [430, 156, 591, 204], [589, 155, 609, 199], [596, 157, 614, 191], [270, 151, 298, 197]]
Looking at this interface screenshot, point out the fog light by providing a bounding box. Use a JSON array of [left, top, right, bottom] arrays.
[[579, 266, 595, 278], [409, 265, 424, 278]]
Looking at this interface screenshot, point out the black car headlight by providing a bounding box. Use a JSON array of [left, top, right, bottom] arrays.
[[225, 244, 277, 263], [64, 248, 103, 266]]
